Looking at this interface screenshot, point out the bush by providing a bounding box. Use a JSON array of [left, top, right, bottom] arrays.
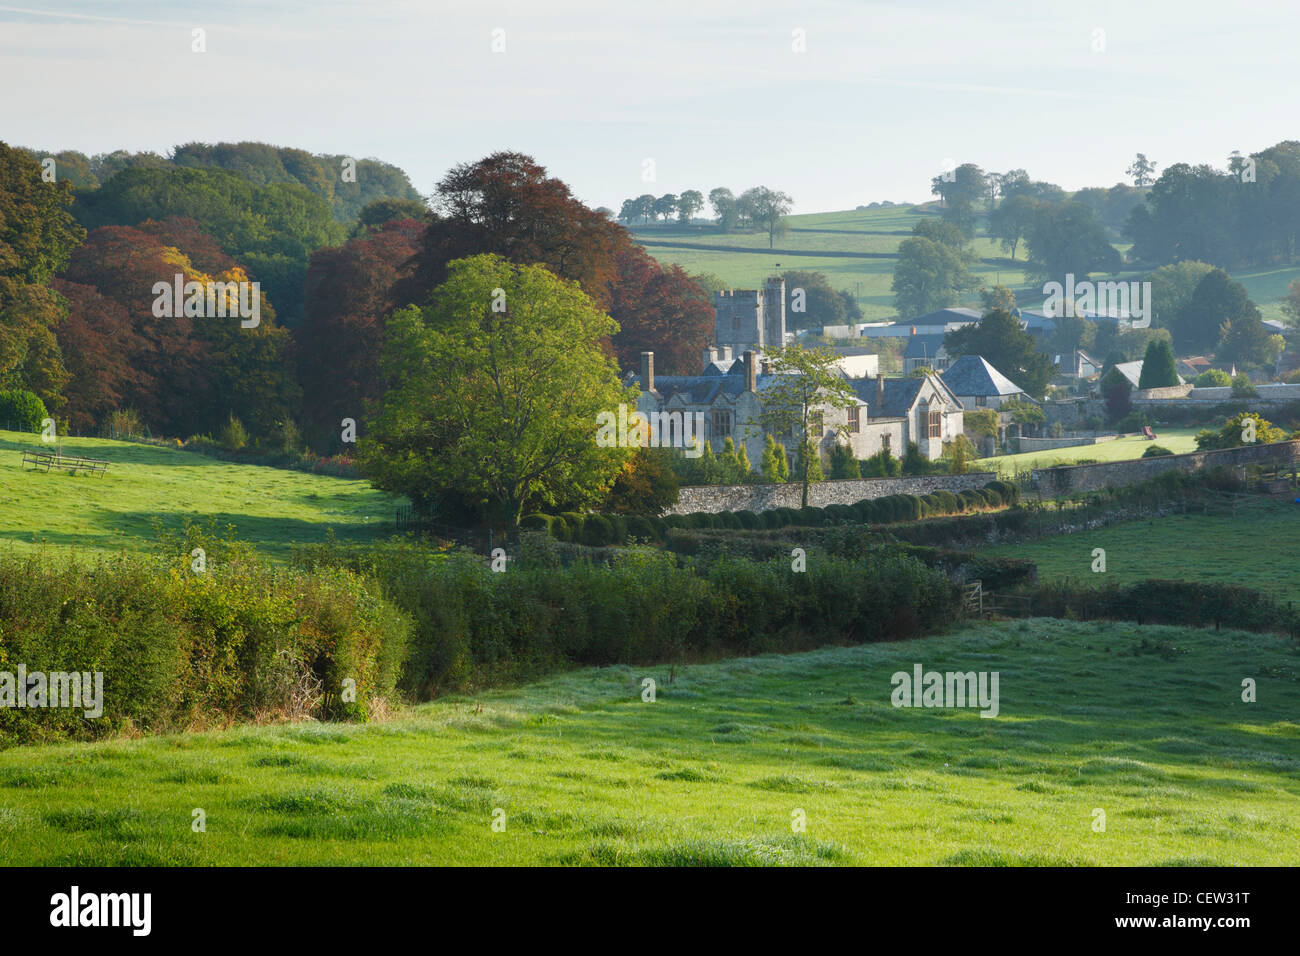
[[0, 389, 48, 433], [1194, 369, 1233, 388], [559, 512, 586, 541], [219, 414, 249, 451], [734, 510, 760, 530], [624, 515, 660, 543], [0, 552, 411, 744], [1115, 411, 1148, 432], [519, 514, 551, 534], [1142, 444, 1174, 458], [580, 514, 616, 546]]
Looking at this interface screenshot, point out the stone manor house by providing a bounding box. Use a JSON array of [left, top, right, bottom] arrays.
[[629, 277, 964, 468]]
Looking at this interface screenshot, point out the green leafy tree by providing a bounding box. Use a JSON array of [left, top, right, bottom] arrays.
[[1023, 201, 1121, 283], [761, 433, 788, 482], [829, 442, 860, 478], [1176, 268, 1258, 356], [360, 254, 632, 528], [759, 343, 859, 507], [676, 190, 704, 223], [740, 186, 793, 248], [1193, 369, 1232, 388], [1099, 366, 1132, 423], [891, 236, 976, 317], [1138, 339, 1179, 388]]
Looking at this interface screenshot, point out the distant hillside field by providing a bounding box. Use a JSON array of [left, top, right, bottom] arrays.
[[0, 431, 400, 562], [633, 207, 1298, 324]]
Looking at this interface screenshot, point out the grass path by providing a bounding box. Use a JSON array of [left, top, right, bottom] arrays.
[[0, 430, 400, 562], [1, 619, 1296, 865]]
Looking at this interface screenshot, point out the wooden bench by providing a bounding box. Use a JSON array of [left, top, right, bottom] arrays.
[[21, 450, 110, 476]]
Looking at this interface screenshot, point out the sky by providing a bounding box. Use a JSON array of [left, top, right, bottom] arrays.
[[2, 0, 1297, 214]]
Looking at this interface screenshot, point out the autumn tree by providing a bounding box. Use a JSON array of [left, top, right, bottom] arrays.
[[298, 218, 422, 448], [607, 244, 713, 376]]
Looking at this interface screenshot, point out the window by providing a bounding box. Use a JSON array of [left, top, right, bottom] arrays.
[[711, 409, 732, 440], [847, 406, 860, 434], [882, 434, 891, 454], [928, 410, 942, 438], [976, 395, 986, 407], [810, 411, 824, 438]]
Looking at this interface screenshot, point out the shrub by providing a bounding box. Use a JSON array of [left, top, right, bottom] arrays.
[[1231, 373, 1257, 398], [580, 514, 616, 546], [734, 510, 760, 529], [0, 389, 48, 433], [1115, 411, 1148, 432], [559, 512, 586, 541], [624, 515, 660, 542], [1194, 369, 1233, 388], [519, 514, 552, 534], [219, 414, 249, 451], [102, 407, 144, 440], [1142, 444, 1174, 458]]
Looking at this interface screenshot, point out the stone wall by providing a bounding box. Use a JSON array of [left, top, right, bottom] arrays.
[[1030, 440, 1300, 496], [667, 472, 998, 515], [1017, 434, 1118, 452]]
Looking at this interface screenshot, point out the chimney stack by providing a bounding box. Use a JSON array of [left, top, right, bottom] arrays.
[[744, 349, 757, 392], [875, 374, 884, 412], [702, 346, 717, 370], [641, 351, 655, 392]]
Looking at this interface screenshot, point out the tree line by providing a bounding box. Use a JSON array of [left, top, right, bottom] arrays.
[[618, 185, 793, 248]]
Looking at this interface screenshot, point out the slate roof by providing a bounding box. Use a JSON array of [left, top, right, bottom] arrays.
[[848, 376, 931, 418], [903, 334, 948, 361], [941, 354, 1026, 398], [906, 308, 981, 325]]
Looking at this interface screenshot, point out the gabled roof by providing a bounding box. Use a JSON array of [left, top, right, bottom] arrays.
[[848, 375, 957, 418], [941, 354, 1026, 398]]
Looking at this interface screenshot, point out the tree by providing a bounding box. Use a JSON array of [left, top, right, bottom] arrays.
[[602, 448, 680, 514], [1194, 369, 1232, 388], [350, 197, 427, 237], [1126, 153, 1158, 187], [1145, 260, 1215, 331], [395, 152, 627, 312], [829, 442, 860, 479], [758, 343, 859, 507], [1099, 366, 1132, 423], [359, 254, 632, 528], [652, 194, 678, 222], [608, 244, 713, 375], [980, 284, 1016, 313], [1137, 339, 1179, 388], [1283, 278, 1300, 326], [1023, 201, 1121, 283], [943, 309, 1053, 398], [740, 186, 793, 248], [1176, 268, 1257, 355], [676, 190, 704, 223], [987, 195, 1037, 260], [760, 433, 789, 482], [709, 187, 738, 230], [891, 236, 976, 317], [298, 219, 423, 448], [1218, 316, 1283, 369], [781, 269, 859, 331]]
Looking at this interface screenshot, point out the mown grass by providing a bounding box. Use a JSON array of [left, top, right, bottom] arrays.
[[974, 428, 1202, 477], [984, 496, 1300, 599], [1, 619, 1295, 865], [0, 429, 400, 562]]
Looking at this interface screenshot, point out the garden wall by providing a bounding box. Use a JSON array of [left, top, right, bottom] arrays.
[[1030, 439, 1300, 496], [667, 472, 997, 515]]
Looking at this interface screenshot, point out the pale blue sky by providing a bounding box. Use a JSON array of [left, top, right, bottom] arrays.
[[3, 0, 1296, 213]]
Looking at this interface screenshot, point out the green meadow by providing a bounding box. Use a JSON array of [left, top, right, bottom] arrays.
[[0, 430, 400, 562], [983, 496, 1300, 599], [0, 618, 1295, 866], [633, 207, 1298, 323]]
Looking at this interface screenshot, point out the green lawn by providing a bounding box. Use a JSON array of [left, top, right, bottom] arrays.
[[984, 497, 1300, 599], [0, 430, 400, 562], [1, 619, 1296, 865], [974, 428, 1203, 478]]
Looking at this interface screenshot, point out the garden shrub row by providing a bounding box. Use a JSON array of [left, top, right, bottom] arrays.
[[520, 480, 1020, 546]]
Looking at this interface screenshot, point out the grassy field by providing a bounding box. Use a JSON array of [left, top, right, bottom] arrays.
[[984, 497, 1300, 599], [0, 618, 1295, 865], [0, 430, 400, 562], [974, 428, 1202, 477], [635, 206, 1297, 324]]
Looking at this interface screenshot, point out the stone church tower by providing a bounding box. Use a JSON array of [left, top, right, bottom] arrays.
[[713, 277, 786, 353]]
